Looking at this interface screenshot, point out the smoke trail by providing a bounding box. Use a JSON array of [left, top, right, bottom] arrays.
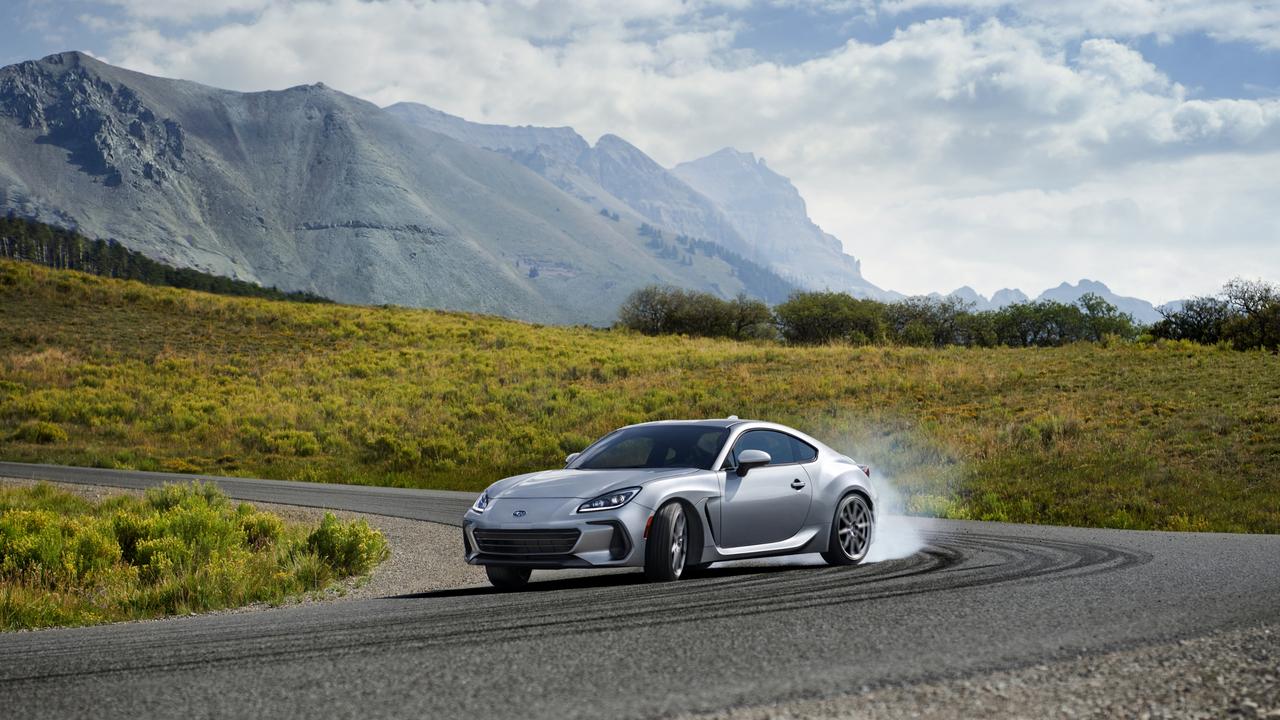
[[863, 470, 925, 562], [829, 418, 953, 563]]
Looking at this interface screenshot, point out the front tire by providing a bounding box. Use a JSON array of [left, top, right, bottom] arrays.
[[644, 502, 689, 582], [821, 493, 874, 566], [485, 565, 532, 591]]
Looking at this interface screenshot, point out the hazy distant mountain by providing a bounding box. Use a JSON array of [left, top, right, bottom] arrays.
[[387, 103, 752, 259], [929, 282, 1157, 321], [1035, 280, 1161, 324], [930, 285, 987, 309], [386, 103, 884, 298], [671, 148, 880, 297], [929, 286, 1025, 310], [991, 288, 1030, 308], [0, 52, 790, 324]]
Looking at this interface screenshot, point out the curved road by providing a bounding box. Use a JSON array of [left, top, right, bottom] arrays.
[[1, 461, 1278, 719]]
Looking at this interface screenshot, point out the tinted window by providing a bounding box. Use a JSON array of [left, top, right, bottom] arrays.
[[791, 436, 818, 463], [731, 430, 798, 465], [574, 425, 730, 470]]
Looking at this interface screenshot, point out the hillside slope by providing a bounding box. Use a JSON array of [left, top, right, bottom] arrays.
[[2, 260, 1277, 533], [0, 52, 774, 324]]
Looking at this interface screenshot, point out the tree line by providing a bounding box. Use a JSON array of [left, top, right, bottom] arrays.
[[619, 284, 1144, 347], [1149, 278, 1280, 351], [0, 213, 331, 303], [621, 280, 1279, 350]]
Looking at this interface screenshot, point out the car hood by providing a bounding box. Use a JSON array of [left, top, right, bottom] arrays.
[[490, 467, 701, 499]]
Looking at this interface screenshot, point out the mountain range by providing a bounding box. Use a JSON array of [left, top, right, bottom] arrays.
[[0, 52, 1164, 324], [0, 52, 806, 324], [385, 102, 879, 299], [930, 280, 1163, 323]]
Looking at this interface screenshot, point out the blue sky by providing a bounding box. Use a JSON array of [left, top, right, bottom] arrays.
[[3, 0, 1278, 302]]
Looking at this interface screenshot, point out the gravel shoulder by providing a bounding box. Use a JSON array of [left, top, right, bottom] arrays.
[[0, 477, 487, 609], [682, 621, 1280, 720]]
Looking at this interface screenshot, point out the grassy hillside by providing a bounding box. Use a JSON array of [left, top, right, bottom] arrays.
[[1, 260, 1277, 533]]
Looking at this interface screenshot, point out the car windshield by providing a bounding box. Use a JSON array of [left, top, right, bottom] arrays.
[[573, 425, 730, 471]]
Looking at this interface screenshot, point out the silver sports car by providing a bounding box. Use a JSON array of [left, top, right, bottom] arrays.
[[463, 418, 876, 590]]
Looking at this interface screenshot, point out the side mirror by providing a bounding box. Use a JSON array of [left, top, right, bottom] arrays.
[[735, 449, 771, 476], [565, 452, 581, 466]]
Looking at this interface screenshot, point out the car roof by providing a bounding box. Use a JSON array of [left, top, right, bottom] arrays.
[[629, 418, 754, 429]]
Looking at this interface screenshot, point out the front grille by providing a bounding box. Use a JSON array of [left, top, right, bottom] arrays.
[[472, 528, 581, 556]]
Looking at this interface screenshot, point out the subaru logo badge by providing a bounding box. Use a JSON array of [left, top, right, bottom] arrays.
[[512, 510, 527, 518]]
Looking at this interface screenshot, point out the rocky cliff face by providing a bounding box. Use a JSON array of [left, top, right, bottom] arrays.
[[0, 54, 185, 188], [385, 102, 882, 297], [0, 53, 777, 324], [672, 148, 879, 297], [386, 103, 755, 259]]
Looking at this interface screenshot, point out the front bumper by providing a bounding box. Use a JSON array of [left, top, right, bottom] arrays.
[[463, 496, 651, 568]]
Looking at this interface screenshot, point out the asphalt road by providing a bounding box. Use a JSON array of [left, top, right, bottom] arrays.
[[1, 462, 1278, 719]]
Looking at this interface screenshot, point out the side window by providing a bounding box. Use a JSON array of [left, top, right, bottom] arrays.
[[731, 430, 797, 465], [791, 436, 818, 463]]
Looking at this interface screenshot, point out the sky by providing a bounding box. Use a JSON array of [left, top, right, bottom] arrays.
[[5, 0, 1280, 304]]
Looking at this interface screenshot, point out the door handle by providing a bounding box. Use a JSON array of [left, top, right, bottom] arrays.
[[790, 479, 806, 490]]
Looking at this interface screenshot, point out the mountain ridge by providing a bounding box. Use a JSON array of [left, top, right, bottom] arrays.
[[931, 279, 1161, 322], [0, 52, 1168, 323], [0, 51, 793, 324], [385, 101, 887, 298]]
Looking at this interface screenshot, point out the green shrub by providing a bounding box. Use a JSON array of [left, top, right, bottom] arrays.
[[71, 527, 121, 579], [307, 513, 389, 576], [0, 482, 388, 630], [10, 420, 68, 444], [264, 430, 320, 457], [144, 481, 225, 512], [239, 508, 283, 549]]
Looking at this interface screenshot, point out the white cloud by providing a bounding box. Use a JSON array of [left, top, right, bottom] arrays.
[[83, 0, 1280, 301], [879, 0, 1280, 49], [100, 0, 276, 21]]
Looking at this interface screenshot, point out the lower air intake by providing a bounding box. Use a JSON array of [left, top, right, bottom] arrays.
[[472, 528, 581, 556]]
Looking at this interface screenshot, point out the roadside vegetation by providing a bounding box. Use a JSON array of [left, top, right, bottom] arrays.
[[0, 481, 387, 630], [1, 259, 1278, 533], [620, 281, 1280, 351]]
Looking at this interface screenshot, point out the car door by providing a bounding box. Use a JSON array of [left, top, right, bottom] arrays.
[[720, 430, 814, 548]]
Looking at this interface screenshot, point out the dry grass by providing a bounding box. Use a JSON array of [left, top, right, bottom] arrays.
[[2, 259, 1278, 533]]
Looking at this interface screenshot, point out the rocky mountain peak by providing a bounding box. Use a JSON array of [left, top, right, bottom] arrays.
[[0, 51, 184, 188]]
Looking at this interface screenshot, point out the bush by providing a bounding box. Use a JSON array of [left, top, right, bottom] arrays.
[[306, 513, 389, 576], [0, 482, 389, 630], [10, 420, 68, 444], [617, 286, 770, 339], [774, 291, 886, 345], [71, 527, 121, 579], [264, 430, 320, 457], [239, 507, 283, 549]]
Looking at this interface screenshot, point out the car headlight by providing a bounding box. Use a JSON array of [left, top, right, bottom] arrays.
[[577, 487, 640, 513], [471, 491, 492, 513]]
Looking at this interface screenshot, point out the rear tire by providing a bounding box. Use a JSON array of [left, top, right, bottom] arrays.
[[821, 493, 874, 566], [485, 565, 532, 591], [644, 502, 689, 582]]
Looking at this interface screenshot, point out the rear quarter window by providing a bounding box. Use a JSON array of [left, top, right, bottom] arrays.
[[791, 436, 818, 463]]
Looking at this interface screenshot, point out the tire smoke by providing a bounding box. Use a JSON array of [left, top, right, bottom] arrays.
[[864, 471, 926, 562]]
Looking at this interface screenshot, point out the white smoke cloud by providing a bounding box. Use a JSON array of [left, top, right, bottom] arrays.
[[864, 471, 926, 562]]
